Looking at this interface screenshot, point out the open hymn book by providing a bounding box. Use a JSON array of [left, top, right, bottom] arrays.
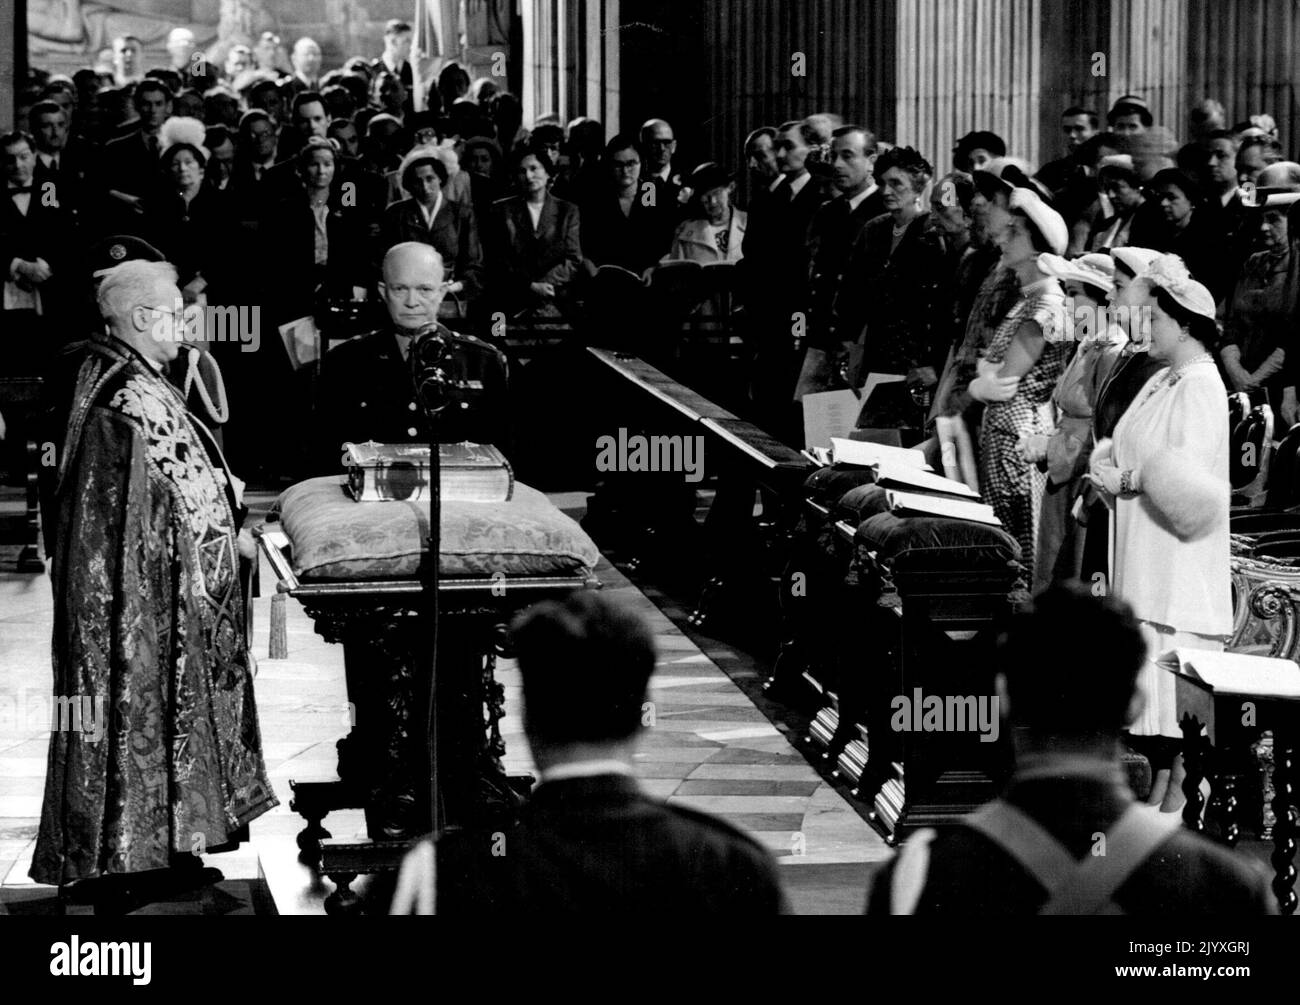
[[828, 438, 984, 502]]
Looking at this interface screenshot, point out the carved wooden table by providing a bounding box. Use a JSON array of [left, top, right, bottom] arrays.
[[259, 530, 598, 913], [1176, 673, 1299, 914]]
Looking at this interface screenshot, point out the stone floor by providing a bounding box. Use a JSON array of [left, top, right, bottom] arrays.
[[0, 489, 890, 915]]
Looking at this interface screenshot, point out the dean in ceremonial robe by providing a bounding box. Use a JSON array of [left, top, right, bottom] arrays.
[[31, 261, 276, 887]]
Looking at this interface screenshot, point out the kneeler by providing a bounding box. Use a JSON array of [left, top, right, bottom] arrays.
[[890, 800, 1183, 915]]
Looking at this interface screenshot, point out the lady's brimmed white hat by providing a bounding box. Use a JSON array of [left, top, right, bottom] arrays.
[[1140, 254, 1217, 321], [1110, 246, 1161, 278], [1036, 252, 1116, 294], [1008, 186, 1068, 255]]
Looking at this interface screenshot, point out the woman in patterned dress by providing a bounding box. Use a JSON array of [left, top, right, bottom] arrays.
[[968, 183, 1072, 574]]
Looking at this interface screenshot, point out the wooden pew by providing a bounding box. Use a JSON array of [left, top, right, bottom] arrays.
[[585, 348, 813, 625]]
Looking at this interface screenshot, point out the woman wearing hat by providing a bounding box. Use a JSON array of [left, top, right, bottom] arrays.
[[143, 117, 231, 305], [967, 183, 1072, 571], [1089, 255, 1230, 812], [1019, 253, 1122, 590], [662, 162, 746, 263], [1220, 191, 1300, 424], [1077, 246, 1166, 581], [381, 144, 483, 301]]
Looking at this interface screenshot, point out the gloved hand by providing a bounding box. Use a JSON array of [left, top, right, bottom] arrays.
[[968, 358, 1020, 403]]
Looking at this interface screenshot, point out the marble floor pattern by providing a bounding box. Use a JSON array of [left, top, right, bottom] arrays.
[[0, 490, 891, 914]]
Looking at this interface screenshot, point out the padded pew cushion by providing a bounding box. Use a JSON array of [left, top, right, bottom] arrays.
[[274, 476, 601, 581], [848, 486, 1022, 572], [803, 464, 878, 507]]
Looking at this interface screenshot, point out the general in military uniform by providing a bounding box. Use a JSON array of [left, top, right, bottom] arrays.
[[313, 241, 509, 476]]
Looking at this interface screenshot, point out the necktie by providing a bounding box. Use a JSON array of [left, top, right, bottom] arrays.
[[147, 134, 160, 158], [771, 178, 792, 207]]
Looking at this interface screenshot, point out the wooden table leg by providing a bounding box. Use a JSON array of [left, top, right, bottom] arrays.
[[1270, 728, 1297, 915], [1180, 713, 1208, 835]]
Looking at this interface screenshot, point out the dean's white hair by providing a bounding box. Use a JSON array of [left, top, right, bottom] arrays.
[[97, 260, 179, 324]]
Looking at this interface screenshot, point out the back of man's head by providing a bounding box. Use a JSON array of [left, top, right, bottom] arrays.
[[512, 592, 656, 749], [1000, 583, 1146, 738]]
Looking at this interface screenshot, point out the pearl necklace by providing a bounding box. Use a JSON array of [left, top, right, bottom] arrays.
[[1138, 351, 1212, 408], [1164, 351, 1214, 386]]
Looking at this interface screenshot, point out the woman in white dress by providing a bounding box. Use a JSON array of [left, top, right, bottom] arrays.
[[1088, 254, 1231, 812]]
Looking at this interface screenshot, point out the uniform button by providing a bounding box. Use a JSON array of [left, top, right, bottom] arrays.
[[407, 426, 418, 436], [359, 401, 367, 408], [408, 401, 417, 411]]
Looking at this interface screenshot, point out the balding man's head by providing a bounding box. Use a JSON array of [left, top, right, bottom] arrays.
[[380, 242, 446, 331], [639, 118, 676, 172]]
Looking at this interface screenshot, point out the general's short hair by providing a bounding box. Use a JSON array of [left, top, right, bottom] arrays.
[[511, 591, 657, 746], [385, 19, 412, 36], [97, 259, 179, 323], [1000, 582, 1146, 734], [831, 124, 879, 155]]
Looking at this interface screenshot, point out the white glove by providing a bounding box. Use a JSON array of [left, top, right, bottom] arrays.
[[968, 357, 1020, 403]]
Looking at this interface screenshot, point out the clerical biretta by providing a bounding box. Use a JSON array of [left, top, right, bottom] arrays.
[[31, 259, 277, 888]]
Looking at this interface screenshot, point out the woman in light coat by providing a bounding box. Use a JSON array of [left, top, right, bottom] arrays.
[[1089, 254, 1231, 813]]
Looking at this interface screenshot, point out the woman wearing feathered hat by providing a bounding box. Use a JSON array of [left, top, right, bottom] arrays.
[[1088, 254, 1231, 813]]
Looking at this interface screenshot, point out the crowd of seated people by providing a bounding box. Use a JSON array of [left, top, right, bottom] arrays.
[[6, 26, 1296, 917]]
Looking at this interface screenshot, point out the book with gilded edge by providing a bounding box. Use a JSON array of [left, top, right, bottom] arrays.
[[344, 441, 514, 503]]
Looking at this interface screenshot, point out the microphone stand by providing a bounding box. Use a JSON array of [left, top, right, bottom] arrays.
[[409, 323, 452, 841]]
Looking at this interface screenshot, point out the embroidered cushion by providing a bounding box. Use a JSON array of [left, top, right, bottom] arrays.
[[274, 476, 600, 581]]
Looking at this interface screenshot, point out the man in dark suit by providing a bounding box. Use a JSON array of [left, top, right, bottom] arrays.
[[2, 130, 77, 364], [797, 124, 887, 398], [392, 590, 788, 914], [866, 583, 1276, 916], [101, 79, 172, 234], [371, 20, 415, 119], [28, 99, 92, 229], [312, 242, 508, 475], [740, 117, 833, 442]]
